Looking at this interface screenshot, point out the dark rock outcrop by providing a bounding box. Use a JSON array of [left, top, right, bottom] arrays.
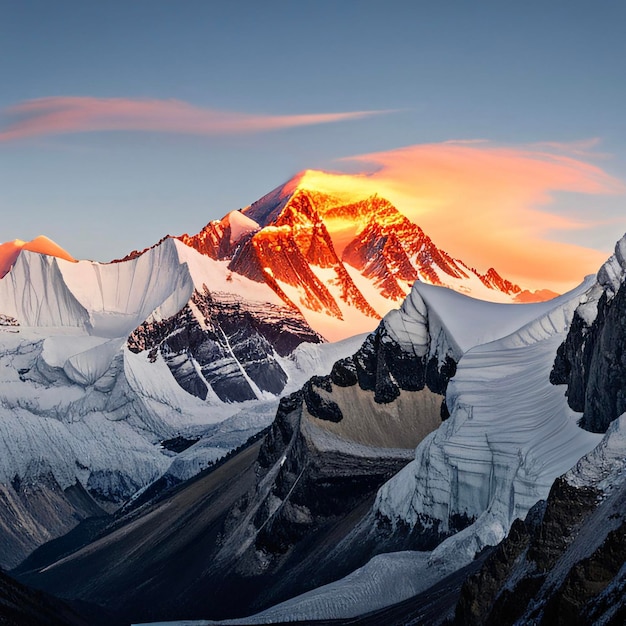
[[129, 287, 322, 402], [551, 280, 626, 433], [452, 474, 626, 626], [306, 321, 456, 423], [303, 376, 343, 422]]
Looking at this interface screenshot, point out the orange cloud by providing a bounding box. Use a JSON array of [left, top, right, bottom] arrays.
[[0, 97, 391, 142], [298, 142, 626, 293]]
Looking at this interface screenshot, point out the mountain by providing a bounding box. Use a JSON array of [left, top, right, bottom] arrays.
[[176, 171, 536, 341], [0, 171, 568, 620], [452, 237, 626, 626], [205, 236, 624, 626], [513, 287, 560, 303], [0, 235, 365, 568], [0, 170, 545, 570], [16, 236, 620, 625]]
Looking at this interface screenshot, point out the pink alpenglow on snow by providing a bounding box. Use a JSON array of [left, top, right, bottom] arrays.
[[0, 235, 76, 278]]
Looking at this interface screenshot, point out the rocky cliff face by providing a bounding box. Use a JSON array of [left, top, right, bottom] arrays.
[[242, 315, 454, 554], [340, 195, 492, 298], [202, 310, 453, 609], [0, 467, 106, 569], [552, 274, 626, 433], [229, 192, 378, 320], [129, 287, 322, 402]]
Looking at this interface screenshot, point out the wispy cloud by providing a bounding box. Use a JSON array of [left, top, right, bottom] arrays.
[[297, 141, 626, 292], [0, 97, 391, 142], [527, 137, 610, 158]]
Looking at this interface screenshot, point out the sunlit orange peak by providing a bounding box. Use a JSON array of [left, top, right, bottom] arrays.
[[0, 235, 76, 278]]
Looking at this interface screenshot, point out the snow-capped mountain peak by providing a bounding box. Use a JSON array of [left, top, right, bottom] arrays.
[[2, 174, 547, 344], [175, 171, 541, 340]]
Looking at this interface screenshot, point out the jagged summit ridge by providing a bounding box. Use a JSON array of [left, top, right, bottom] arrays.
[[173, 170, 535, 341]]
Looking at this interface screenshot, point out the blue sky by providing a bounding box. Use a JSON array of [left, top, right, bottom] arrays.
[[1, 0, 625, 278]]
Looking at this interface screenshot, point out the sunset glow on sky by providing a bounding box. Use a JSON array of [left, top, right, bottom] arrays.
[[1, 1, 625, 293], [292, 142, 624, 292]]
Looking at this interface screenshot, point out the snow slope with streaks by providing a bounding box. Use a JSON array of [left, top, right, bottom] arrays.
[[0, 239, 356, 516]]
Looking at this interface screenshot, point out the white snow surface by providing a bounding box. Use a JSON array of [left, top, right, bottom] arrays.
[[384, 281, 589, 361], [0, 325, 357, 495], [566, 412, 626, 492], [0, 239, 361, 499], [574, 232, 626, 328], [597, 233, 626, 298], [274, 273, 380, 342]]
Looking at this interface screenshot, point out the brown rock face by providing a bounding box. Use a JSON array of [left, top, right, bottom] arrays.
[[453, 474, 626, 626], [340, 196, 480, 298], [178, 220, 229, 259]]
